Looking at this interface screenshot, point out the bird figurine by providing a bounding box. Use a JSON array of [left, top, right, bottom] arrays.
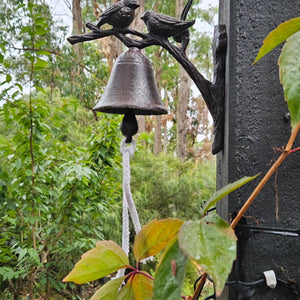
[[141, 10, 195, 40], [96, 0, 140, 29]]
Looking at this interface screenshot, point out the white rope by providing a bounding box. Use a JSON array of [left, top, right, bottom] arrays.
[[116, 139, 141, 278], [116, 195, 129, 278], [120, 139, 141, 234], [121, 190, 130, 256]]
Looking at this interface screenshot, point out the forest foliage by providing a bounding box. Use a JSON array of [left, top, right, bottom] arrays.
[[0, 0, 218, 298]]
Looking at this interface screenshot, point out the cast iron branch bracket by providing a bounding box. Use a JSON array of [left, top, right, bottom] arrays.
[[67, 8, 227, 154]]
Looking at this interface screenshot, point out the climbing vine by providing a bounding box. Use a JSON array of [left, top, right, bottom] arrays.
[[63, 16, 300, 300]]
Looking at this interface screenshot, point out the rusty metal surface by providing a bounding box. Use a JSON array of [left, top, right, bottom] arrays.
[[93, 47, 167, 115]]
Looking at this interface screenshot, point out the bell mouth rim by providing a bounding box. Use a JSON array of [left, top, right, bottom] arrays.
[[93, 105, 168, 115]]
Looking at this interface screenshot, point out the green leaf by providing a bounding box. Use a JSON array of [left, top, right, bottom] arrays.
[[0, 42, 6, 53], [28, 1, 35, 13], [36, 50, 51, 56], [63, 240, 129, 284], [254, 17, 300, 64], [17, 248, 27, 261], [0, 267, 19, 280], [34, 17, 47, 25], [117, 273, 153, 300], [91, 277, 124, 300], [35, 25, 48, 35], [34, 58, 48, 69], [178, 214, 237, 297], [34, 41, 46, 48], [117, 279, 135, 300], [153, 239, 187, 300], [16, 83, 23, 92], [20, 26, 32, 34], [201, 174, 259, 216], [35, 86, 47, 94], [278, 31, 300, 129], [24, 52, 35, 62], [6, 74, 12, 83], [27, 248, 43, 267], [133, 218, 184, 261]]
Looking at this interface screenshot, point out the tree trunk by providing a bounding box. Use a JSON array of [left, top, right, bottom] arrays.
[[153, 48, 163, 155], [154, 115, 162, 155], [163, 123, 168, 154], [131, 0, 145, 32], [71, 0, 83, 100], [131, 0, 146, 134], [28, 273, 34, 300], [163, 94, 169, 154], [176, 67, 190, 159], [176, 0, 190, 159], [131, 0, 146, 133], [72, 0, 83, 58]]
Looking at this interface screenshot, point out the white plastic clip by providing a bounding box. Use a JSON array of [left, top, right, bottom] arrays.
[[263, 270, 277, 289]]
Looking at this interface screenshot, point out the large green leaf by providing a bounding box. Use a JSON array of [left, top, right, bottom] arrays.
[[63, 241, 129, 284], [133, 218, 184, 262], [153, 239, 188, 300], [117, 280, 135, 300], [254, 17, 300, 64], [117, 273, 153, 300], [178, 214, 237, 297], [279, 31, 300, 129], [201, 174, 259, 216], [91, 277, 124, 300]]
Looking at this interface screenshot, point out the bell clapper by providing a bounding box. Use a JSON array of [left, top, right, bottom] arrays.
[[120, 109, 138, 143]]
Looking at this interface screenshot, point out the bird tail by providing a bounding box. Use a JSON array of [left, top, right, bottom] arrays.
[[180, 0, 194, 20]]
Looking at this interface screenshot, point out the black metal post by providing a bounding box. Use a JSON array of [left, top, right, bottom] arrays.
[[217, 1, 300, 299]]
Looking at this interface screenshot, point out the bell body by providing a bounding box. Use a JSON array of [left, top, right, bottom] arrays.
[[94, 47, 167, 115]]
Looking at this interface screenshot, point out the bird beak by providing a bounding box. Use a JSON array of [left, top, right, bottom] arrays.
[[141, 14, 145, 20]]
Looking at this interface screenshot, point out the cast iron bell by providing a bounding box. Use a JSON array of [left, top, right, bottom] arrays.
[[93, 47, 167, 115]]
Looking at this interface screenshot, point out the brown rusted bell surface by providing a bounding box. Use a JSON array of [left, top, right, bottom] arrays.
[[93, 47, 167, 115]]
